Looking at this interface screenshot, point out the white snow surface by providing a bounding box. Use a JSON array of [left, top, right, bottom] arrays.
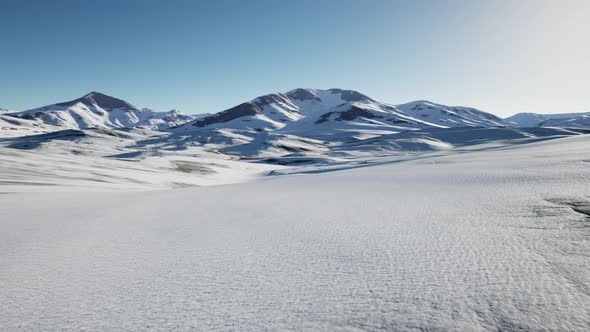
[[1, 134, 590, 330], [0, 114, 64, 138], [2, 89, 590, 329], [0, 127, 281, 191], [1, 126, 585, 191]]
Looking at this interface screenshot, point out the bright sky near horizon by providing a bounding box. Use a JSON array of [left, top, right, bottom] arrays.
[[1, 0, 588, 117]]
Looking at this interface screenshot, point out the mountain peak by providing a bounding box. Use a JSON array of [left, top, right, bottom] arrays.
[[83, 91, 103, 97], [176, 87, 509, 133], [326, 88, 374, 102], [286, 88, 322, 102], [407, 100, 434, 104], [285, 88, 374, 103], [57, 91, 137, 110]]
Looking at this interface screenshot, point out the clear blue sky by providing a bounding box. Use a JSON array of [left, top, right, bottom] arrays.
[[1, 0, 588, 116]]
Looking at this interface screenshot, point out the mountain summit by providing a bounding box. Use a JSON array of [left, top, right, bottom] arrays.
[[55, 91, 138, 111], [8, 92, 195, 130]]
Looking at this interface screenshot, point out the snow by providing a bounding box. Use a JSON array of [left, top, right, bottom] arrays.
[[0, 115, 63, 138], [9, 94, 196, 130], [174, 89, 511, 138], [2, 88, 590, 330], [506, 111, 590, 127], [541, 114, 590, 127], [395, 101, 506, 128], [0, 128, 281, 191], [1, 134, 590, 330], [1, 125, 586, 193]]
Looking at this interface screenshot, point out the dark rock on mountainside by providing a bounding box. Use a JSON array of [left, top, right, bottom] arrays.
[[56, 91, 137, 111], [192, 102, 262, 127]]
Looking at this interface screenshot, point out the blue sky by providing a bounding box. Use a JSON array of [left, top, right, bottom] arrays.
[[1, 0, 588, 116]]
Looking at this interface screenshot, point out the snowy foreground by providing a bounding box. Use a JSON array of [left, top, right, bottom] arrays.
[[1, 135, 590, 331]]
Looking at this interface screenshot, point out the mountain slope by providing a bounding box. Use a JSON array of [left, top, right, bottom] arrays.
[[168, 88, 514, 158], [0, 114, 64, 137], [540, 114, 590, 127], [8, 92, 196, 130], [505, 112, 590, 127], [3, 134, 590, 331], [175, 88, 509, 136], [395, 100, 506, 128]]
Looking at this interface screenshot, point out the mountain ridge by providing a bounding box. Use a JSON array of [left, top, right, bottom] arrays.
[[54, 91, 138, 110], [175, 88, 509, 135], [6, 91, 196, 130], [506, 111, 590, 127], [4, 89, 589, 133]]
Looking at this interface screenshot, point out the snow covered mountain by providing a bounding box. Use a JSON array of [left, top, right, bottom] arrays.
[[175, 88, 508, 135], [394, 100, 506, 128], [7, 92, 196, 130], [540, 114, 590, 127], [505, 112, 590, 127], [4, 89, 587, 160]]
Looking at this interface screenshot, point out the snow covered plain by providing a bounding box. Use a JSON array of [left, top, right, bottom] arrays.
[[1, 133, 590, 331]]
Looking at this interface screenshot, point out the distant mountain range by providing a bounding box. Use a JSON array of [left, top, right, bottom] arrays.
[[2, 89, 589, 162], [3, 89, 589, 133], [505, 112, 590, 127]]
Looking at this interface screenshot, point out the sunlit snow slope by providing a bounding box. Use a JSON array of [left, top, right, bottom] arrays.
[[1, 135, 589, 331], [7, 92, 196, 130]]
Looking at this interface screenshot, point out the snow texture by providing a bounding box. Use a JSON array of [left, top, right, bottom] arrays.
[[1, 134, 590, 331], [1, 89, 590, 330]]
